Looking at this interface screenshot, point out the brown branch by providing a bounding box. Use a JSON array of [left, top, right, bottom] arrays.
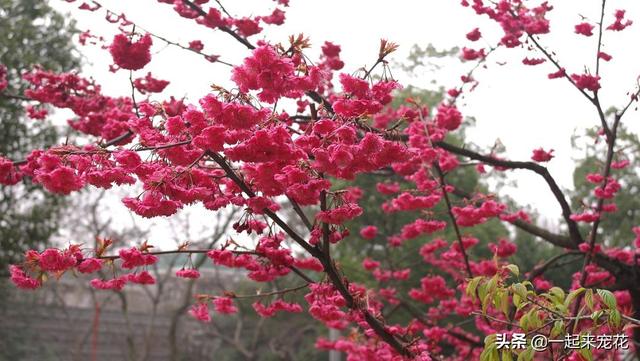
[[520, 10, 613, 140], [595, 0, 607, 78], [434, 163, 473, 278], [433, 140, 584, 246], [579, 115, 621, 275], [146, 30, 232, 67], [181, 0, 256, 50], [0, 92, 31, 101], [129, 70, 140, 118], [305, 91, 334, 115], [287, 195, 313, 231], [102, 130, 134, 147], [570, 113, 622, 325], [400, 300, 483, 348], [619, 87, 640, 119], [591, 0, 613, 142], [230, 283, 309, 299], [526, 251, 583, 281], [449, 187, 574, 249], [206, 151, 320, 257], [96, 248, 259, 260], [288, 265, 315, 283], [319, 186, 331, 258], [205, 151, 413, 356], [182, 0, 335, 117], [9, 136, 187, 166]]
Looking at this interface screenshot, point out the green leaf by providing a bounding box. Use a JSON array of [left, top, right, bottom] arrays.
[[513, 292, 522, 308], [478, 282, 488, 303], [467, 276, 484, 300], [597, 289, 617, 310], [506, 264, 519, 277], [565, 287, 585, 308], [498, 290, 510, 318], [482, 292, 492, 316], [585, 289, 594, 311], [484, 334, 497, 346], [516, 347, 534, 361], [519, 312, 530, 332], [487, 274, 499, 294], [480, 341, 499, 361], [591, 310, 603, 323], [578, 347, 593, 361], [513, 283, 527, 299], [551, 320, 564, 338], [521, 281, 533, 288], [608, 309, 622, 329], [527, 309, 541, 329], [502, 350, 514, 361], [548, 287, 566, 305]]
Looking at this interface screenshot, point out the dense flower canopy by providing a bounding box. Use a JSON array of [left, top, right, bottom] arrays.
[[1, 0, 640, 360]]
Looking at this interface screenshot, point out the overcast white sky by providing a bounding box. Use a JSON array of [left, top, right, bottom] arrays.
[[49, 0, 640, 247]]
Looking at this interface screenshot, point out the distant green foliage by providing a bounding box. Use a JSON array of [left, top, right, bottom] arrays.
[[397, 44, 460, 75], [571, 125, 640, 246], [0, 0, 78, 274]]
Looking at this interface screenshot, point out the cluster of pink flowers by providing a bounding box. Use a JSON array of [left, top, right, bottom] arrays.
[[434, 104, 463, 131], [189, 302, 212, 323], [109, 33, 153, 70], [409, 276, 455, 304], [133, 72, 169, 94], [571, 73, 601, 92], [176, 268, 200, 279], [333, 74, 400, 117], [305, 283, 348, 329], [23, 68, 133, 141], [0, 64, 7, 92], [214, 297, 238, 314], [575, 22, 594, 36], [158, 0, 288, 40], [451, 200, 506, 227], [118, 247, 158, 269], [232, 45, 324, 103], [522, 57, 546, 66], [463, 0, 551, 48], [400, 219, 447, 240], [316, 203, 363, 224], [292, 257, 324, 272], [320, 41, 344, 71], [9, 265, 41, 290], [253, 299, 302, 317], [359, 225, 378, 240], [7, 242, 168, 292], [488, 239, 517, 258], [0, 156, 21, 185], [461, 47, 485, 61], [570, 211, 600, 223], [607, 9, 633, 31], [531, 147, 554, 162]]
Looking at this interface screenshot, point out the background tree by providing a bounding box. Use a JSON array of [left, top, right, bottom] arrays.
[[0, 0, 79, 273], [0, 1, 78, 359], [571, 124, 640, 246]]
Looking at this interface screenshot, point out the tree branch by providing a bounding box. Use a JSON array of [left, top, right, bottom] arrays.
[[181, 0, 256, 50], [434, 164, 473, 278], [449, 187, 574, 249], [206, 151, 320, 257], [433, 140, 584, 246]]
